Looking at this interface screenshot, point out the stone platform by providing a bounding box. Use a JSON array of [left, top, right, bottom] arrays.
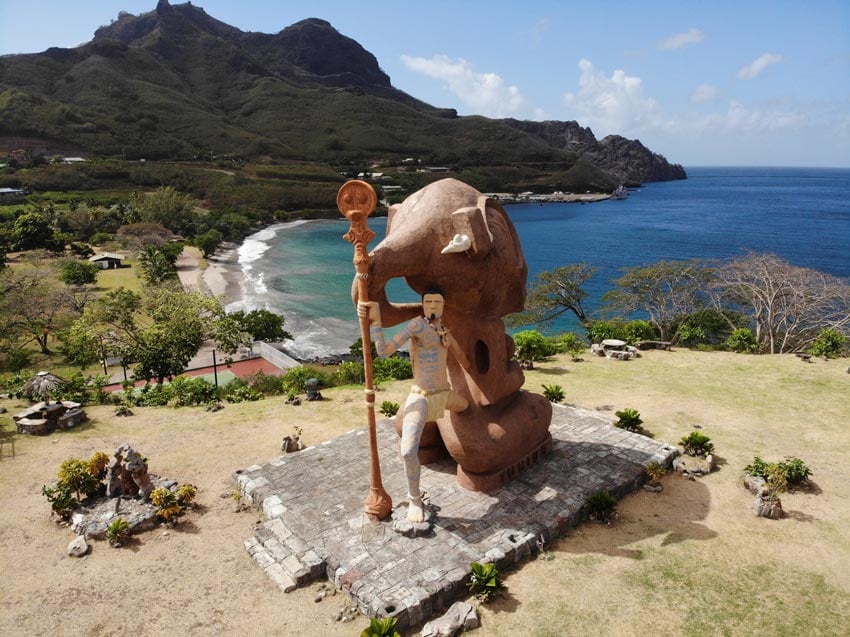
[[235, 404, 677, 630]]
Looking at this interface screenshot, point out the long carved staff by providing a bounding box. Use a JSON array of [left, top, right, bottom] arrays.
[[337, 180, 392, 520]]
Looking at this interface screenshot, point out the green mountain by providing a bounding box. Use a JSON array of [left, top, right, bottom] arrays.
[[0, 0, 685, 190]]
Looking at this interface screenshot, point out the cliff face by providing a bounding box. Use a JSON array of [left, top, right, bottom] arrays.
[[504, 120, 686, 183]]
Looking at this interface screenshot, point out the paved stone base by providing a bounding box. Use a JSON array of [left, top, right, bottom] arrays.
[[235, 404, 677, 630]]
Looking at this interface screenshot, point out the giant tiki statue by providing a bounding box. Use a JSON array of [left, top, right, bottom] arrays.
[[357, 178, 552, 491]]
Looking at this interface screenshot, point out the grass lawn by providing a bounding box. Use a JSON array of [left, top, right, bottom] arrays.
[[0, 349, 848, 635]]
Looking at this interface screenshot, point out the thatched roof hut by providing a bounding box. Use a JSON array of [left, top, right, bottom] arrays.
[[22, 371, 67, 401]]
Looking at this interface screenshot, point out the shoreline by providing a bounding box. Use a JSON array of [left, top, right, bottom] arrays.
[[200, 242, 244, 305]]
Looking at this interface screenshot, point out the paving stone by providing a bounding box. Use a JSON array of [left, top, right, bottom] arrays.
[[235, 403, 677, 631]]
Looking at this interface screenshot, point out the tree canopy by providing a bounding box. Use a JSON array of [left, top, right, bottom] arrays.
[[710, 252, 850, 354], [508, 264, 596, 329], [229, 309, 291, 342], [64, 285, 249, 383], [603, 259, 714, 342]]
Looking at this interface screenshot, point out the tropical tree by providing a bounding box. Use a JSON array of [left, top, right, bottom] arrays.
[[710, 252, 850, 353], [138, 244, 181, 284], [603, 259, 714, 342], [193, 229, 223, 258], [0, 265, 79, 355], [229, 308, 292, 342], [65, 286, 248, 384], [59, 260, 99, 287], [13, 211, 58, 251], [508, 264, 596, 328], [129, 186, 199, 237]]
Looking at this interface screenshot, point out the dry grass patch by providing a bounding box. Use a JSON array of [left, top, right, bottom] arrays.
[[1, 350, 849, 635]]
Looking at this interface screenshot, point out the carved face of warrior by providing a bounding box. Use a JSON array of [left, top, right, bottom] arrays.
[[422, 293, 445, 322]]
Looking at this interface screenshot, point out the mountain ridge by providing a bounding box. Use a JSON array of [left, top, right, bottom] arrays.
[[0, 0, 685, 189]]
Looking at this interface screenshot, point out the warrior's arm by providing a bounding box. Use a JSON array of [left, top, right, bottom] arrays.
[[358, 302, 417, 358]]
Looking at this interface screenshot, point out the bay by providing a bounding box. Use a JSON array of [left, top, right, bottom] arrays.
[[228, 167, 850, 359]]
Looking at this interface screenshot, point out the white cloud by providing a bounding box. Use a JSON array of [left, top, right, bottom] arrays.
[[701, 100, 804, 131], [527, 18, 551, 47], [400, 54, 526, 118], [737, 53, 783, 79], [658, 28, 704, 50], [691, 83, 720, 104], [562, 59, 664, 136]]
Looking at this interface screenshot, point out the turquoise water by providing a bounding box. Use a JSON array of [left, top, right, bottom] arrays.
[[230, 167, 850, 358]]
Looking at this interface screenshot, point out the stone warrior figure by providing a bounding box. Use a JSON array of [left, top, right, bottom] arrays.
[[359, 289, 470, 523]]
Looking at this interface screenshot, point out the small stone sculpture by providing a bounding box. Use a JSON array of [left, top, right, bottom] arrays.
[[106, 443, 153, 499]]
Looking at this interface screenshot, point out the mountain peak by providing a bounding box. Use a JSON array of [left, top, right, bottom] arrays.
[[266, 17, 390, 88]]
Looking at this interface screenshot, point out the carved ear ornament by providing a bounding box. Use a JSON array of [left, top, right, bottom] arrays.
[[441, 233, 472, 254]]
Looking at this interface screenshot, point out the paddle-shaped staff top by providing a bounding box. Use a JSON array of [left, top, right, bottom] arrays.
[[338, 180, 377, 272]]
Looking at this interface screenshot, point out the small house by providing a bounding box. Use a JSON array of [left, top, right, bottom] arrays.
[[0, 187, 25, 203], [89, 252, 125, 269]]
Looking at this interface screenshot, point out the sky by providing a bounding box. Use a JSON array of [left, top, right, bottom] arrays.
[[1, 0, 849, 167]]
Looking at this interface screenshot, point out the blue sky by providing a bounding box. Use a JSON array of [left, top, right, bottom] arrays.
[[2, 0, 848, 167]]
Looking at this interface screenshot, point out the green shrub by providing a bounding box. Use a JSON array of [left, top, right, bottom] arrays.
[[373, 356, 413, 382], [586, 320, 658, 345], [808, 327, 846, 359], [745, 456, 811, 485], [279, 366, 335, 394], [42, 483, 77, 517], [134, 383, 172, 406], [551, 332, 587, 360], [87, 451, 110, 482], [744, 456, 770, 478], [614, 408, 644, 433], [765, 463, 788, 504], [624, 320, 657, 344], [349, 337, 377, 361], [336, 361, 364, 386], [514, 330, 555, 368], [58, 458, 101, 501], [360, 617, 401, 637], [585, 320, 625, 344], [467, 561, 504, 602], [680, 431, 714, 457], [542, 384, 565, 403], [677, 323, 707, 346], [150, 487, 181, 521], [584, 489, 617, 523], [106, 517, 131, 546], [676, 309, 746, 348], [646, 461, 667, 481], [222, 382, 263, 403], [114, 404, 134, 417], [379, 401, 400, 418], [167, 376, 218, 406], [244, 370, 284, 395], [0, 371, 27, 396], [90, 231, 113, 245], [176, 484, 198, 507], [55, 372, 91, 404], [726, 328, 759, 353], [780, 457, 812, 485], [3, 348, 32, 372]]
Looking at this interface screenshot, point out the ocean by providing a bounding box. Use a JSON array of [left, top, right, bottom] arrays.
[[227, 167, 850, 360]]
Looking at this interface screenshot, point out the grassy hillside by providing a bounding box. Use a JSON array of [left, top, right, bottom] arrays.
[[0, 3, 682, 190]]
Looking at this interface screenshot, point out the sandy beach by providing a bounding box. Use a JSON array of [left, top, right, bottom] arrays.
[[201, 243, 244, 305], [176, 243, 245, 305]]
